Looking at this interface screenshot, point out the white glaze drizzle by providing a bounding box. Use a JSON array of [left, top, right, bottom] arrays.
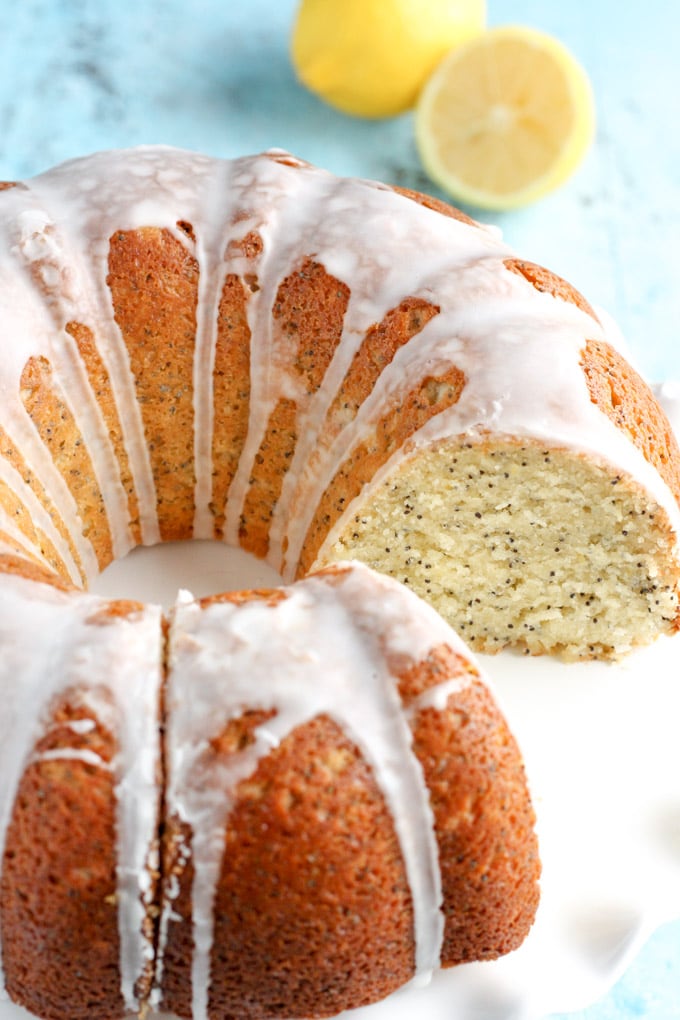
[[162, 563, 474, 1018], [0, 420, 84, 583], [190, 159, 243, 538], [29, 747, 112, 769], [405, 674, 470, 719], [220, 155, 334, 546], [1, 411, 99, 582], [8, 198, 133, 562], [0, 574, 162, 1012]]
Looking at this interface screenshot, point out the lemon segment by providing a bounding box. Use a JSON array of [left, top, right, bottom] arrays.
[[415, 25, 595, 209], [291, 0, 486, 119]]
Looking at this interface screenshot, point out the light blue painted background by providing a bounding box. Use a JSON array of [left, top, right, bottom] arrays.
[[0, 1, 678, 1017]]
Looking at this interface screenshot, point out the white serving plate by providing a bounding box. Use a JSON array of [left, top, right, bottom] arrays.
[[1, 539, 676, 1020]]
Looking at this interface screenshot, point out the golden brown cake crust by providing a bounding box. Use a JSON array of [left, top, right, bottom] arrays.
[[325, 296, 440, 439], [0, 424, 84, 583], [211, 271, 253, 538], [582, 338, 680, 510], [20, 355, 113, 571], [411, 678, 540, 962], [503, 257, 600, 322], [1, 694, 126, 1020], [0, 551, 74, 591], [387, 643, 540, 962], [108, 226, 199, 543], [66, 321, 143, 547], [161, 716, 417, 1019], [240, 258, 350, 558]]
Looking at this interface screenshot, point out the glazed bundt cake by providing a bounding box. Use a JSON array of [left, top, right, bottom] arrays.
[[0, 144, 676, 1018], [0, 146, 677, 658], [0, 560, 540, 1020]]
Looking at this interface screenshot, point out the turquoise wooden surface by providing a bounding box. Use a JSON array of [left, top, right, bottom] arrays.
[[0, 1, 678, 1016]]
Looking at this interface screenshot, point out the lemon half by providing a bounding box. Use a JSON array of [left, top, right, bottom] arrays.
[[291, 0, 486, 119], [415, 25, 595, 209]]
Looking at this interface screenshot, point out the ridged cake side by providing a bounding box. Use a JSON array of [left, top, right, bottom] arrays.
[[3, 691, 131, 1020], [159, 564, 540, 1019], [0, 567, 163, 1019]]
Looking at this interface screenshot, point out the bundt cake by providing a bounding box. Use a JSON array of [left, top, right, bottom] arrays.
[[0, 560, 540, 1020], [0, 146, 676, 658], [0, 144, 675, 1018]]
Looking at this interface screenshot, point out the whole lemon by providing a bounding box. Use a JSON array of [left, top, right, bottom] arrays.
[[291, 0, 486, 119]]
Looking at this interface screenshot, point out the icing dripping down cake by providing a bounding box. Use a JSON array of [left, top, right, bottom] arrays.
[[0, 561, 540, 1020], [0, 146, 676, 658], [158, 565, 539, 1019]]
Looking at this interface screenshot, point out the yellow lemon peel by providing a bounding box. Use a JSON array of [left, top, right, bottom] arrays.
[[291, 0, 486, 118]]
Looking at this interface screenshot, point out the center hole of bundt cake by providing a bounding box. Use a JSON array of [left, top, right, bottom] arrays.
[[90, 541, 283, 607]]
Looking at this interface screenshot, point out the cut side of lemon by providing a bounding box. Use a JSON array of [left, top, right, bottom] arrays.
[[415, 25, 595, 209], [291, 0, 486, 119]]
